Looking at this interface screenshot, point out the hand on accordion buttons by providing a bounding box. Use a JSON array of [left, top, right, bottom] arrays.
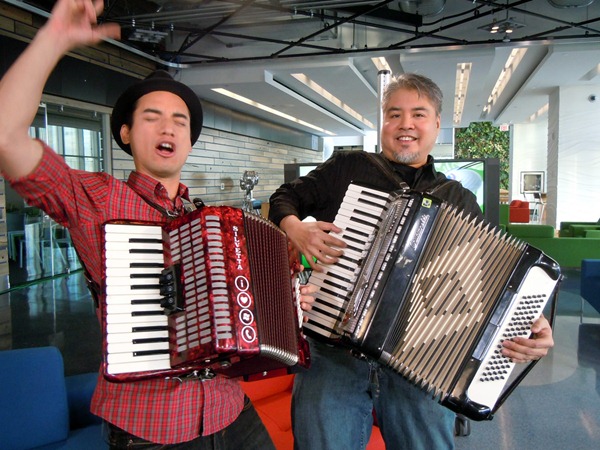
[[298, 284, 317, 321], [501, 314, 554, 363]]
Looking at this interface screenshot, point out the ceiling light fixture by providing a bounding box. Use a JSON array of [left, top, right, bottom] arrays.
[[482, 48, 528, 116], [291, 73, 375, 129], [478, 17, 525, 34], [212, 88, 335, 135], [453, 63, 472, 126], [371, 57, 391, 72], [529, 103, 549, 122]]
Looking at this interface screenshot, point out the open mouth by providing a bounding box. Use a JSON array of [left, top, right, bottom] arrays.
[[157, 142, 175, 154]]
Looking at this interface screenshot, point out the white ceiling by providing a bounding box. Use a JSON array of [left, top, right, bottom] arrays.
[[11, 0, 600, 136]]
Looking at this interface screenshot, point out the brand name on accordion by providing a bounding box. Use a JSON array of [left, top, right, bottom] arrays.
[[411, 214, 430, 252], [233, 225, 244, 270]]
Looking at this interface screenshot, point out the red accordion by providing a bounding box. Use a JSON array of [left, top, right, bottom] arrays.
[[101, 206, 309, 382]]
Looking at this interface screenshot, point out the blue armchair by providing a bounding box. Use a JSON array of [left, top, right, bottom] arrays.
[[0, 346, 106, 450], [581, 259, 600, 316]]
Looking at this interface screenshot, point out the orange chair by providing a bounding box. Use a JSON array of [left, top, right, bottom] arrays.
[[509, 200, 530, 223], [241, 374, 385, 449]]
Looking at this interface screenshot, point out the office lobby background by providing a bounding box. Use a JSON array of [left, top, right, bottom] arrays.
[[0, 2, 599, 290]]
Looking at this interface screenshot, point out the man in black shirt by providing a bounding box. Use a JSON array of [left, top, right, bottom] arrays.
[[269, 73, 554, 450]]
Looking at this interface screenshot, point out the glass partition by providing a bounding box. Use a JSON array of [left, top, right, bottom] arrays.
[[4, 101, 104, 288]]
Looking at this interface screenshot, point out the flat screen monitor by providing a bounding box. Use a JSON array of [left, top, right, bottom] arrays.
[[434, 158, 500, 226], [284, 162, 320, 183]]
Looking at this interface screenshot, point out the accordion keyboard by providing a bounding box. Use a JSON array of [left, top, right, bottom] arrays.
[[103, 223, 171, 375], [303, 184, 392, 339]]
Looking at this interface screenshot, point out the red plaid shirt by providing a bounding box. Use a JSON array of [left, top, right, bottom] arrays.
[[8, 143, 244, 443]]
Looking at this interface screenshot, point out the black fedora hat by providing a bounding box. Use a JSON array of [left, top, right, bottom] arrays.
[[110, 70, 203, 155]]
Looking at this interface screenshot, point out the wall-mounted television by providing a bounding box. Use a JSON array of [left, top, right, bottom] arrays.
[[434, 158, 500, 226], [520, 171, 545, 194], [284, 162, 320, 183], [284, 157, 500, 226]]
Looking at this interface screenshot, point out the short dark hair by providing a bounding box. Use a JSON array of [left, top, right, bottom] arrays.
[[382, 73, 443, 116]]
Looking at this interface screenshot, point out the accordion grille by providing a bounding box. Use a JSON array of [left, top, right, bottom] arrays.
[[385, 204, 526, 397], [244, 214, 299, 365]]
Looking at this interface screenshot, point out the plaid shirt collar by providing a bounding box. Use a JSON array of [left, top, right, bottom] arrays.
[[127, 171, 191, 217]]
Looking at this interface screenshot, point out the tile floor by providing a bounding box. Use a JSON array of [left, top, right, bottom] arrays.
[[1, 268, 598, 449]]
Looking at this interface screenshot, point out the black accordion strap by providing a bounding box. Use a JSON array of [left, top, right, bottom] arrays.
[[425, 178, 460, 196], [133, 194, 206, 219], [366, 153, 410, 191], [366, 152, 459, 194]]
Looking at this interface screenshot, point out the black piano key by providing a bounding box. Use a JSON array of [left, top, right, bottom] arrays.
[[132, 325, 169, 333], [133, 349, 169, 357], [132, 337, 170, 344], [129, 238, 163, 244]]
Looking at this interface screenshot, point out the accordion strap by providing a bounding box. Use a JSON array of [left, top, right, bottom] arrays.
[[366, 153, 410, 191], [135, 196, 203, 219], [366, 152, 460, 195]]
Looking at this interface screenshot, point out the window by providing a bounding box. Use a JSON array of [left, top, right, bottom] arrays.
[[31, 103, 104, 172]]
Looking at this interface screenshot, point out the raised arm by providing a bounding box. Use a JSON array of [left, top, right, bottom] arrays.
[[0, 0, 120, 178]]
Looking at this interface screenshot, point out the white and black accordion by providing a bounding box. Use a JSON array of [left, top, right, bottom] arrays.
[[100, 206, 309, 382], [304, 182, 561, 421]]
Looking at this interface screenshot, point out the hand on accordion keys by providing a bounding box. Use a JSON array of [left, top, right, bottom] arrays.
[[279, 216, 347, 272], [298, 283, 317, 322], [501, 314, 554, 363]]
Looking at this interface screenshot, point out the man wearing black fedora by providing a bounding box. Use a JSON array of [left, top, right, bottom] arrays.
[[0, 0, 276, 448]]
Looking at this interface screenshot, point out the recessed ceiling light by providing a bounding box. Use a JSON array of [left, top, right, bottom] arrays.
[[212, 88, 335, 135]]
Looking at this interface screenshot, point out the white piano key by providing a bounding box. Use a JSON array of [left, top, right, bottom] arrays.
[[346, 183, 390, 202], [107, 359, 173, 375], [104, 259, 164, 269], [105, 285, 161, 296], [105, 313, 167, 325], [304, 313, 339, 334], [341, 194, 388, 216], [309, 300, 347, 320], [105, 276, 159, 287], [310, 265, 356, 283], [107, 341, 170, 355], [106, 303, 163, 315], [105, 322, 168, 335], [312, 291, 349, 309], [107, 351, 169, 366], [104, 223, 163, 237], [105, 250, 164, 263], [104, 242, 163, 253], [105, 267, 164, 277], [334, 215, 378, 235], [106, 330, 169, 344], [310, 271, 356, 291], [331, 228, 371, 246], [338, 206, 381, 226], [105, 293, 162, 305]]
